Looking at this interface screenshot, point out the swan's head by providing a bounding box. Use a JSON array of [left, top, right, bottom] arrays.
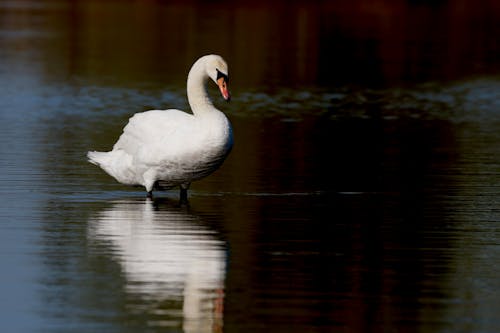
[[205, 55, 231, 102]]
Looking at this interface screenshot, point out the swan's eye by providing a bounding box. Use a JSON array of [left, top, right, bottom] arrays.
[[216, 68, 229, 83]]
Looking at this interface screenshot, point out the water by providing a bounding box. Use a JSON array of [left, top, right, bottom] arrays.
[[1, 1, 499, 332]]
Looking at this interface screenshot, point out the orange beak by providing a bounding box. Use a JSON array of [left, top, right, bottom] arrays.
[[217, 77, 231, 101]]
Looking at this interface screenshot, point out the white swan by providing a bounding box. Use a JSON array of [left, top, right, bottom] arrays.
[[87, 54, 233, 200]]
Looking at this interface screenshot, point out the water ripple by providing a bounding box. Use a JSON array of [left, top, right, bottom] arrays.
[[17, 77, 499, 125]]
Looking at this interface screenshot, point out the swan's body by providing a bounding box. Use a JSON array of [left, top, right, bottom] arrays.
[[87, 55, 233, 199]]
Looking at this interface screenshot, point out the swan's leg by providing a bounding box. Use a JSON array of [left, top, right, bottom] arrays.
[[179, 183, 190, 204], [147, 191, 153, 199], [180, 188, 188, 203]]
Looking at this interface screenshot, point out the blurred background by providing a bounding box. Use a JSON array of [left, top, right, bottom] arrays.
[[0, 1, 499, 332], [2, 0, 499, 88]]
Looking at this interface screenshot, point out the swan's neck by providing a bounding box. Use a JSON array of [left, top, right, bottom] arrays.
[[187, 59, 215, 116]]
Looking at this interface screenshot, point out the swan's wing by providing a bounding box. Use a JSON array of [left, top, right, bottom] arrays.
[[113, 109, 195, 161]]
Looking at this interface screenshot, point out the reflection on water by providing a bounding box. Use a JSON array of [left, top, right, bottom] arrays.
[[88, 199, 225, 332]]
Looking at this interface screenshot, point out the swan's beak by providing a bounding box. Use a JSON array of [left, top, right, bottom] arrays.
[[217, 77, 231, 102]]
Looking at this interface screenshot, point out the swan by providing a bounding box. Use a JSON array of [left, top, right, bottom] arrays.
[[87, 54, 233, 200]]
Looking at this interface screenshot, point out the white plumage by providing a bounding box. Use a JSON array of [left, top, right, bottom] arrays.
[[88, 55, 233, 199]]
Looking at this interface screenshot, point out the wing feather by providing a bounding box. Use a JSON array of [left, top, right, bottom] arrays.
[[113, 109, 196, 164]]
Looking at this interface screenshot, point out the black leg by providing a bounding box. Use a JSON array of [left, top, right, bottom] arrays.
[[179, 187, 188, 204], [147, 191, 153, 199]]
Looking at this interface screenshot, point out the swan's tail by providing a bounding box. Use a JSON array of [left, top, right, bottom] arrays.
[[87, 151, 104, 166], [87, 151, 108, 167], [87, 150, 135, 186]]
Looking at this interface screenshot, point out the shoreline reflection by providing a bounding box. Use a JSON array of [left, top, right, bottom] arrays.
[[87, 198, 226, 333]]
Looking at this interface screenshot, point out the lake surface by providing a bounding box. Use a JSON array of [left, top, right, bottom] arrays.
[[0, 1, 499, 332]]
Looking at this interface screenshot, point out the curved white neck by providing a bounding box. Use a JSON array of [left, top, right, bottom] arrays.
[[187, 58, 215, 116]]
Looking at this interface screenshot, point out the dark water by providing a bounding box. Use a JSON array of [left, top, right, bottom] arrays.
[[1, 1, 500, 332]]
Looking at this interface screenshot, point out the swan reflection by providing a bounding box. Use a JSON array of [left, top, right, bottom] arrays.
[[88, 198, 226, 332]]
